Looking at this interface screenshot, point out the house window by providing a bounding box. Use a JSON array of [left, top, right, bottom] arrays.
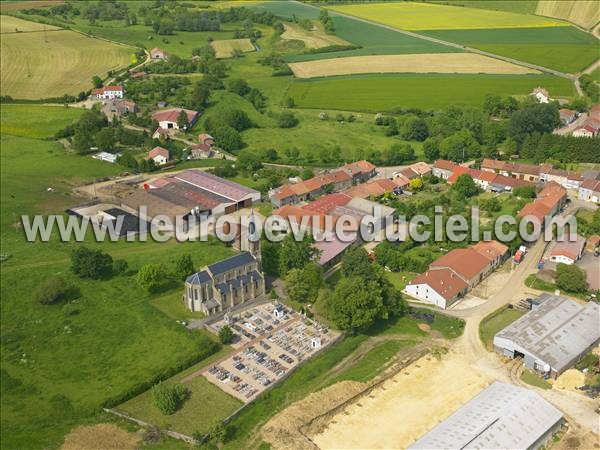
[[194, 289, 198, 300]]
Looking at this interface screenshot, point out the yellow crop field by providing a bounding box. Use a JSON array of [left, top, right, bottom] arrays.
[[536, 1, 600, 30], [1, 16, 133, 99], [1, 14, 60, 32], [211, 38, 255, 59], [288, 53, 540, 78], [281, 23, 351, 49], [328, 2, 566, 30]]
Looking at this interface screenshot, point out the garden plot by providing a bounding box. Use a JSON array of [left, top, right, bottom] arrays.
[[211, 38, 255, 59], [289, 53, 539, 78], [203, 302, 339, 402]]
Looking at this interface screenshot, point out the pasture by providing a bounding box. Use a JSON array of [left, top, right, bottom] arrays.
[[0, 105, 235, 449], [422, 1, 538, 15], [0, 1, 63, 11], [422, 26, 600, 73], [327, 2, 564, 30], [0, 104, 84, 139], [1, 16, 132, 99], [212, 38, 255, 59], [281, 22, 350, 49], [289, 53, 538, 78], [287, 73, 574, 111], [250, 0, 320, 19], [1, 13, 60, 32]]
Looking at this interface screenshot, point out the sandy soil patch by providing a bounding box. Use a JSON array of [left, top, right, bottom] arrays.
[[311, 351, 490, 449], [554, 369, 586, 391], [281, 23, 350, 49], [211, 38, 255, 59], [61, 424, 140, 450], [289, 53, 540, 78], [417, 323, 431, 332], [262, 380, 366, 450]]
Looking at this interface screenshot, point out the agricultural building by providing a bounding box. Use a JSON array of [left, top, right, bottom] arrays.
[[409, 382, 563, 449], [494, 294, 600, 378]]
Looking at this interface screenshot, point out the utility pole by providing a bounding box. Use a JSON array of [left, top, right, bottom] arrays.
[[43, 25, 48, 43]]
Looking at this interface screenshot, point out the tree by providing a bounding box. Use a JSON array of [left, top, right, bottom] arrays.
[[176, 110, 190, 130], [190, 82, 210, 110], [92, 75, 103, 88], [327, 277, 384, 333], [513, 185, 536, 199], [278, 233, 318, 276], [509, 103, 560, 143], [451, 173, 480, 198], [208, 421, 227, 445], [36, 276, 68, 305], [137, 263, 169, 292], [480, 197, 501, 214], [439, 130, 480, 162], [213, 125, 243, 151], [152, 382, 189, 415], [401, 117, 429, 141], [227, 78, 250, 96], [71, 246, 113, 279], [422, 137, 440, 162], [94, 128, 115, 152], [409, 178, 423, 191], [278, 112, 299, 128], [218, 325, 234, 344], [555, 263, 588, 293], [285, 263, 323, 304], [174, 254, 194, 281], [300, 167, 313, 180], [341, 248, 376, 281]]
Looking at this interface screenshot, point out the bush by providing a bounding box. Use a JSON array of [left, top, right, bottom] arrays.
[[137, 263, 169, 292], [556, 263, 588, 293], [71, 246, 113, 279], [218, 325, 234, 344], [151, 382, 189, 415], [278, 112, 298, 128], [36, 276, 68, 305], [113, 259, 128, 275]]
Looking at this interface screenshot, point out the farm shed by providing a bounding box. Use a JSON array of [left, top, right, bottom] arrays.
[[409, 381, 563, 450], [493, 294, 600, 378]]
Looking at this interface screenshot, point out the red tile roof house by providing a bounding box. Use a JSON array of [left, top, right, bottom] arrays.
[[404, 268, 469, 309], [152, 108, 199, 132], [549, 234, 586, 265], [189, 143, 213, 159], [340, 160, 377, 183], [559, 108, 577, 125], [198, 133, 214, 147], [481, 159, 542, 182], [518, 181, 567, 227], [146, 146, 170, 165], [90, 85, 124, 100], [430, 248, 494, 288], [150, 47, 169, 61], [432, 159, 458, 180]]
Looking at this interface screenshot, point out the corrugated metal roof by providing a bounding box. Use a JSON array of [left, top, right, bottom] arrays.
[[409, 382, 563, 450], [495, 295, 600, 373]]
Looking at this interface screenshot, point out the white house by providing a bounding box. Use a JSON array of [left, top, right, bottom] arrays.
[[532, 87, 549, 103], [404, 268, 468, 309], [151, 108, 199, 131], [578, 179, 600, 203], [150, 47, 168, 61], [146, 146, 170, 165], [432, 159, 458, 180], [91, 85, 124, 100], [573, 124, 597, 138]]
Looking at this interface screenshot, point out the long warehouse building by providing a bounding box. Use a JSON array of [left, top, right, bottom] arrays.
[[494, 294, 600, 378], [409, 382, 563, 450]]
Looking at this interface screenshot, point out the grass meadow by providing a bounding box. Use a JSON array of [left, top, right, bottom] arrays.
[[1, 16, 133, 99], [0, 106, 235, 449], [422, 1, 538, 15], [287, 73, 575, 111], [328, 2, 564, 30], [479, 306, 525, 350], [1, 104, 84, 139], [422, 26, 599, 73]]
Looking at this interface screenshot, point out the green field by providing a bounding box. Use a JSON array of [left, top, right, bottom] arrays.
[[1, 15, 133, 99], [0, 104, 84, 139], [520, 369, 552, 389], [0, 105, 236, 449], [286, 14, 458, 62], [328, 2, 564, 30], [287, 73, 575, 111], [119, 348, 242, 437], [251, 1, 320, 20], [330, 339, 416, 383], [422, 26, 599, 73], [425, 0, 538, 15], [479, 307, 525, 350]]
